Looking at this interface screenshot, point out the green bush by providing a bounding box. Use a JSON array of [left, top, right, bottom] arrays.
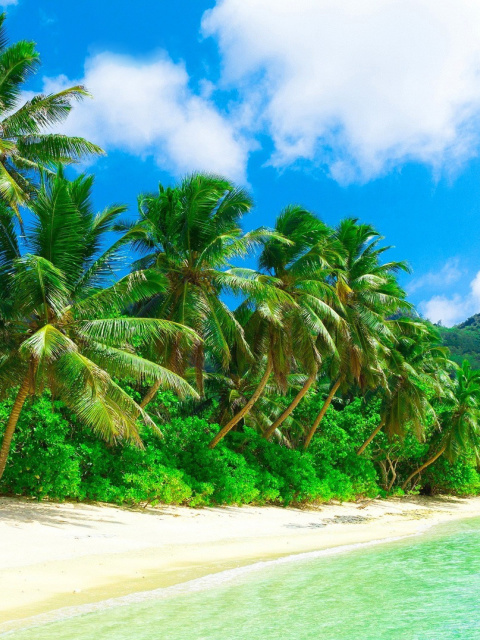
[[423, 456, 480, 496], [0, 396, 82, 500], [304, 398, 381, 499], [1, 391, 479, 506]]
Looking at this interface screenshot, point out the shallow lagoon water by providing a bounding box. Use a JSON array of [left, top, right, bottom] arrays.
[[5, 517, 480, 640]]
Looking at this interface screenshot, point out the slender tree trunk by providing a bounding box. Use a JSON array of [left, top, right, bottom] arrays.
[[209, 359, 273, 449], [0, 375, 31, 481], [387, 463, 397, 492], [264, 369, 317, 440], [401, 445, 446, 491], [378, 460, 388, 490], [139, 378, 163, 409], [357, 419, 385, 455], [303, 378, 341, 450]]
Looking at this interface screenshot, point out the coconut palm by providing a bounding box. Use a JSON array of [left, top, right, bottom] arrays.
[[402, 360, 480, 490], [123, 173, 283, 401], [206, 367, 300, 445], [210, 206, 344, 449], [207, 298, 281, 448], [304, 219, 411, 449], [0, 171, 197, 479], [257, 206, 342, 440], [0, 14, 103, 216], [357, 321, 450, 454]]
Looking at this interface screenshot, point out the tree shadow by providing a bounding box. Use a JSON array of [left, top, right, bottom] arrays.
[[0, 497, 124, 529], [403, 495, 467, 506]]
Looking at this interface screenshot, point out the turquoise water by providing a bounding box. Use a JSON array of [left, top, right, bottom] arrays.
[[5, 517, 480, 639]]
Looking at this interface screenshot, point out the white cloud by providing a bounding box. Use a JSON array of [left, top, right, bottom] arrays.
[[202, 0, 480, 182], [0, 1, 18, 6], [408, 258, 463, 294], [420, 271, 480, 326], [43, 53, 249, 182]]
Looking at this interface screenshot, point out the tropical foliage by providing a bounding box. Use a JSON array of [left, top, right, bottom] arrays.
[[1, 15, 480, 505], [1, 162, 478, 500], [0, 14, 102, 216], [0, 170, 197, 478]]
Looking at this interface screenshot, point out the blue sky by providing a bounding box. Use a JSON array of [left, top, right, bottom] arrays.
[[5, 0, 480, 326]]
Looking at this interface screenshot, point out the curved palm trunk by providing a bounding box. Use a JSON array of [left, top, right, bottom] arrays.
[[139, 379, 163, 409], [209, 360, 273, 449], [401, 445, 446, 491], [264, 369, 317, 440], [357, 419, 385, 455], [0, 374, 31, 480], [304, 378, 341, 450]]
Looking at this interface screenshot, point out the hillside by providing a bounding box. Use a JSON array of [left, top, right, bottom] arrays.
[[439, 314, 480, 368]]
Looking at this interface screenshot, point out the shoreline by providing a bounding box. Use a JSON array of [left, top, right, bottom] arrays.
[[1, 495, 480, 632]]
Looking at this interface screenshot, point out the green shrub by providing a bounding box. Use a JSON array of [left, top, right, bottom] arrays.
[[0, 396, 82, 500], [1, 391, 478, 507], [423, 456, 480, 496]]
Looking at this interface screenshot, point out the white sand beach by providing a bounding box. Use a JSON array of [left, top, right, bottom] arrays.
[[1, 495, 480, 630]]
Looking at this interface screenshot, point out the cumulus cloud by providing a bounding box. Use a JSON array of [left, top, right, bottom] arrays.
[[43, 53, 249, 182], [408, 258, 463, 294], [202, 0, 480, 182], [420, 271, 480, 326]]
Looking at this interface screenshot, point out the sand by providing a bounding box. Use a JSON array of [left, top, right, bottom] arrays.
[[1, 495, 480, 631]]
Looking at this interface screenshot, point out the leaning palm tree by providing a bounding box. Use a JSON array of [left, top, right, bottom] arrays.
[[357, 321, 450, 454], [303, 218, 411, 449], [208, 295, 292, 448], [0, 13, 103, 216], [206, 366, 300, 446], [257, 206, 342, 440], [402, 360, 480, 490], [123, 174, 283, 400], [210, 206, 343, 449], [0, 171, 197, 479]]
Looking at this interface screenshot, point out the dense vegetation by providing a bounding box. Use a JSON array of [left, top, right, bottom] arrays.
[[1, 15, 480, 507]]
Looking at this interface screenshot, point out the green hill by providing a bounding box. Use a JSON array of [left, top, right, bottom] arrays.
[[438, 314, 480, 369]]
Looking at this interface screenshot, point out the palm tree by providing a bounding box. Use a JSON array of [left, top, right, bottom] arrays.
[[402, 360, 480, 490], [0, 171, 197, 479], [357, 321, 449, 455], [303, 218, 411, 449], [207, 299, 282, 448], [123, 173, 282, 401], [210, 205, 343, 449], [205, 366, 300, 446], [0, 14, 103, 216], [257, 206, 341, 440]]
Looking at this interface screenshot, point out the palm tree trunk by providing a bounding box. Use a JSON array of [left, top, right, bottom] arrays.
[[303, 378, 341, 450], [264, 369, 317, 440], [401, 445, 446, 491], [209, 359, 273, 449], [0, 374, 31, 481], [139, 378, 163, 409], [357, 419, 385, 455]]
